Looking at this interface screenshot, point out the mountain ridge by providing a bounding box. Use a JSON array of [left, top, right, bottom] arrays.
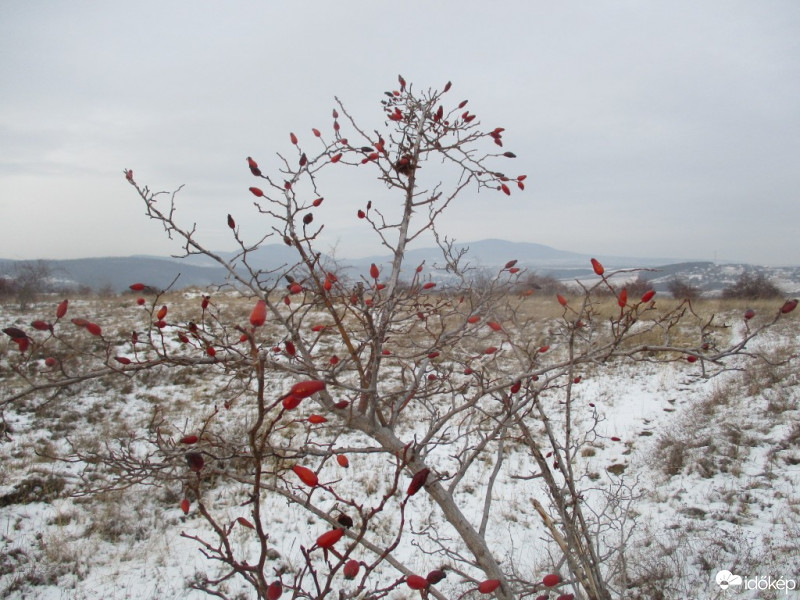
[[2, 239, 798, 295]]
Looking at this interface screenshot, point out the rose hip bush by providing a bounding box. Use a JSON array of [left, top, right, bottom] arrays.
[[3, 77, 797, 600]]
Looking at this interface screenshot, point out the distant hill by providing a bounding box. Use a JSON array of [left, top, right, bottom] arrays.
[[637, 262, 800, 296], [366, 238, 589, 267], [0, 256, 225, 293], [2, 240, 799, 296], [353, 238, 676, 270], [158, 243, 308, 271], [58, 257, 225, 291]]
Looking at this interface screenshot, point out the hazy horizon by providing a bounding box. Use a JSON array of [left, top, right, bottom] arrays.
[[3, 236, 798, 269], [2, 2, 799, 266]]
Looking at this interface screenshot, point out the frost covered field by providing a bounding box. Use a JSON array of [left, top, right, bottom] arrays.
[[1, 292, 799, 600]]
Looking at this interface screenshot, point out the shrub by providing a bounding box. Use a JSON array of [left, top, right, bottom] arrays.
[[667, 277, 701, 300], [3, 77, 796, 600], [722, 270, 783, 300]]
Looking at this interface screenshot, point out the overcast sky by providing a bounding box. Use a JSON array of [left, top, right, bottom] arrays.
[[1, 1, 799, 266]]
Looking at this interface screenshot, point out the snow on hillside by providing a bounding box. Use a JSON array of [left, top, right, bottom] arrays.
[[1, 296, 798, 599], [4, 241, 800, 295]]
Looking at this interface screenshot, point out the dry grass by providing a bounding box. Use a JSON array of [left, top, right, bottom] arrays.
[[2, 288, 797, 599], [653, 336, 797, 480]]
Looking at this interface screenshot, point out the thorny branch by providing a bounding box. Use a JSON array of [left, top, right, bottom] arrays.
[[3, 77, 796, 600]]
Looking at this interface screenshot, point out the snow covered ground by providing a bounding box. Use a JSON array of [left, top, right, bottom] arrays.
[[1, 295, 798, 599]]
